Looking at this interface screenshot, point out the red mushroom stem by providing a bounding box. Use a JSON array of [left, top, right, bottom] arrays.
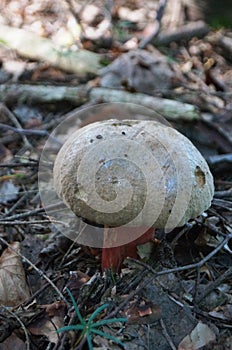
[[102, 227, 154, 272]]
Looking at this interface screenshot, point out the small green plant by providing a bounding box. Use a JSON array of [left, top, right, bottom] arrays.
[[57, 288, 127, 349]]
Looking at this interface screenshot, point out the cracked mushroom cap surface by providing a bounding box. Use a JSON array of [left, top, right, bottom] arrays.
[[53, 119, 214, 229]]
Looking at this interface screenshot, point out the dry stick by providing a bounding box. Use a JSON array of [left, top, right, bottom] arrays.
[[0, 162, 38, 167], [0, 207, 45, 221], [207, 153, 232, 166], [0, 122, 61, 146], [139, 0, 167, 49], [0, 202, 64, 221], [134, 232, 232, 275], [208, 208, 232, 232], [0, 219, 68, 226], [193, 265, 202, 308], [89, 88, 200, 121], [171, 222, 194, 248], [1, 305, 30, 350], [214, 189, 232, 199], [0, 122, 50, 137], [105, 233, 232, 319], [154, 21, 210, 46], [2, 192, 30, 217], [159, 318, 177, 350], [23, 276, 63, 306], [0, 103, 31, 148], [195, 218, 232, 235], [0, 237, 69, 305], [212, 199, 232, 212], [196, 266, 232, 304]]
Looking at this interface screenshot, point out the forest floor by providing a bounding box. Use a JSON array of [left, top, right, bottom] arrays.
[[0, 1, 231, 349]]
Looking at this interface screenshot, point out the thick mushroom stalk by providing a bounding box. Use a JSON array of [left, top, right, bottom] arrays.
[[53, 119, 214, 272], [102, 227, 154, 271]]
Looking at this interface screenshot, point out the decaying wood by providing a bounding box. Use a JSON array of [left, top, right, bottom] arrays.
[[89, 87, 201, 121], [0, 84, 88, 104], [0, 24, 102, 76], [155, 20, 210, 45], [0, 83, 201, 121]]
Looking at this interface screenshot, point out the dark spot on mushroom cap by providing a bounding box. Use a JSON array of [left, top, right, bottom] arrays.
[[96, 135, 103, 139], [195, 166, 206, 187]]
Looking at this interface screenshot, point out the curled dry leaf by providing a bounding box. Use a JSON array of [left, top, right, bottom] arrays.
[[0, 242, 30, 306]]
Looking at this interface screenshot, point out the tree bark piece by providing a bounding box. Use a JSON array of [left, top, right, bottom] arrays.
[[0, 24, 102, 76]]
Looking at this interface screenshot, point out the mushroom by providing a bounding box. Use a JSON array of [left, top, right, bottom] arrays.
[[53, 119, 214, 271]]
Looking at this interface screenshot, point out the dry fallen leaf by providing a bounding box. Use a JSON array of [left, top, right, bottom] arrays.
[[0, 242, 30, 306], [0, 181, 19, 205], [0, 332, 26, 350], [178, 321, 216, 350], [28, 301, 66, 344], [124, 299, 161, 324]]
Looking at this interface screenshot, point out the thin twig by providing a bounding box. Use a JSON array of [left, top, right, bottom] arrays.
[[214, 189, 232, 199], [0, 103, 32, 148], [1, 305, 31, 350], [0, 219, 68, 226], [195, 217, 232, 234], [0, 162, 38, 167], [0, 202, 64, 221], [130, 232, 232, 275], [23, 276, 63, 306], [212, 198, 232, 213], [0, 122, 50, 137], [171, 222, 194, 248], [105, 275, 154, 320], [159, 318, 177, 350], [207, 153, 232, 166], [195, 266, 232, 304], [2, 192, 30, 217]]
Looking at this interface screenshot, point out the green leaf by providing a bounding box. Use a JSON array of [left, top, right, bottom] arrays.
[[66, 288, 86, 325], [86, 332, 94, 350], [57, 289, 126, 349], [57, 324, 84, 333], [88, 303, 109, 323]]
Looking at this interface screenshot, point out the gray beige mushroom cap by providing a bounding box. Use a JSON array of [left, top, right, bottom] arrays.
[[53, 119, 214, 230]]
